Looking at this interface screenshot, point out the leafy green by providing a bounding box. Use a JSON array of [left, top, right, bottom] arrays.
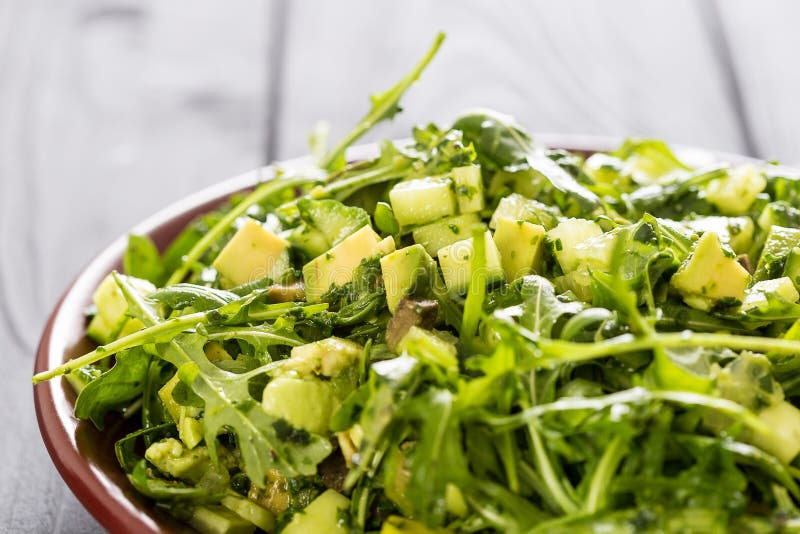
[[124, 234, 163, 285]]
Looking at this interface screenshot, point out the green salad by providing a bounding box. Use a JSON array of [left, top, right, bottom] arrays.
[[34, 33, 800, 533]]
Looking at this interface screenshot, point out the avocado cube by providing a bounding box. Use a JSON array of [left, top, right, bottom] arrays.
[[288, 337, 362, 377], [213, 218, 290, 288], [493, 217, 546, 281], [742, 276, 800, 312], [281, 490, 350, 534], [158, 374, 203, 448], [705, 165, 766, 216], [145, 438, 210, 482], [452, 165, 484, 214], [411, 213, 481, 257], [389, 177, 456, 226], [437, 231, 505, 295], [380, 245, 437, 313], [87, 273, 154, 344], [750, 401, 800, 464], [684, 216, 754, 255], [670, 232, 750, 311], [188, 505, 255, 534], [303, 226, 395, 302], [261, 377, 337, 435]]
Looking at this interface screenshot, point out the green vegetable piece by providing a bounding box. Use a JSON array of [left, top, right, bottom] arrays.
[[670, 232, 750, 311], [742, 277, 799, 313], [86, 273, 154, 345], [380, 515, 446, 534], [754, 225, 800, 282], [451, 165, 484, 214], [380, 245, 437, 313], [493, 217, 546, 281], [188, 505, 255, 534], [611, 138, 690, 183], [783, 246, 800, 291], [286, 337, 362, 378], [489, 192, 560, 230], [684, 216, 754, 255], [411, 213, 481, 257], [281, 489, 350, 534], [389, 177, 457, 227], [374, 201, 400, 235], [220, 495, 276, 533], [546, 218, 604, 273], [438, 231, 505, 295], [750, 400, 800, 464], [291, 198, 370, 258], [303, 225, 395, 302], [145, 437, 211, 483], [212, 218, 290, 289]]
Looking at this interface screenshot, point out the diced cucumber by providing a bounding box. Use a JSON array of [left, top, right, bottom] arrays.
[[213, 218, 291, 288], [262, 376, 337, 435], [492, 217, 546, 281], [754, 226, 800, 282], [583, 153, 625, 185], [489, 193, 560, 230], [451, 165, 484, 213], [750, 401, 800, 464], [411, 213, 481, 257], [281, 490, 350, 534], [437, 231, 505, 295], [742, 277, 799, 312], [188, 505, 255, 534], [705, 165, 766, 215], [221, 495, 276, 532], [389, 177, 457, 226], [546, 219, 603, 273]]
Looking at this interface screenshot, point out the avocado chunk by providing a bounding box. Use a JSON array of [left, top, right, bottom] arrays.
[[742, 276, 800, 313], [411, 213, 481, 257], [670, 232, 750, 311], [86, 273, 154, 344], [754, 225, 800, 282], [303, 225, 395, 302], [188, 505, 255, 534], [493, 217, 546, 281], [261, 377, 337, 435], [158, 373, 204, 449], [750, 401, 800, 464], [380, 515, 448, 534], [705, 165, 766, 215], [452, 165, 485, 214], [783, 247, 800, 290], [489, 192, 559, 230], [389, 177, 457, 226], [287, 337, 362, 377], [145, 438, 210, 483], [380, 245, 437, 313], [220, 495, 276, 532], [212, 218, 290, 288], [437, 231, 505, 295], [281, 489, 350, 534], [386, 298, 439, 351], [684, 216, 754, 255]]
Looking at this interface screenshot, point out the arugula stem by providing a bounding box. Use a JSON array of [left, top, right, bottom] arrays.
[[319, 32, 445, 170], [527, 420, 578, 514], [166, 174, 318, 285], [584, 435, 627, 513]]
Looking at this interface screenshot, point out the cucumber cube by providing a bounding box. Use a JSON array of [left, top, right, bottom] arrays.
[[437, 231, 505, 294], [452, 165, 484, 213], [411, 213, 480, 257], [389, 177, 456, 226], [493, 217, 546, 281]]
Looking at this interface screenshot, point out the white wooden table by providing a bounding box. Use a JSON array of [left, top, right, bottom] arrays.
[[2, 1, 798, 531]]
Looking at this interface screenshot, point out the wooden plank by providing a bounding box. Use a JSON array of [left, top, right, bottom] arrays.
[[714, 0, 800, 164], [274, 0, 747, 161], [0, 0, 272, 531]]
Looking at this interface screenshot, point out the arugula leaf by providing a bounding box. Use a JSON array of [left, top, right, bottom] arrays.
[[74, 347, 151, 429], [149, 284, 237, 312], [320, 33, 445, 170], [124, 234, 164, 285]]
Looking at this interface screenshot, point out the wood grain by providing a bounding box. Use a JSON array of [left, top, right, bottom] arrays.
[[274, 0, 748, 160], [0, 0, 271, 531]]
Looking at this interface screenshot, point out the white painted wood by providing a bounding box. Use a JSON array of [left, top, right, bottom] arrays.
[[0, 0, 271, 531], [275, 0, 747, 161], [716, 0, 800, 163]]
